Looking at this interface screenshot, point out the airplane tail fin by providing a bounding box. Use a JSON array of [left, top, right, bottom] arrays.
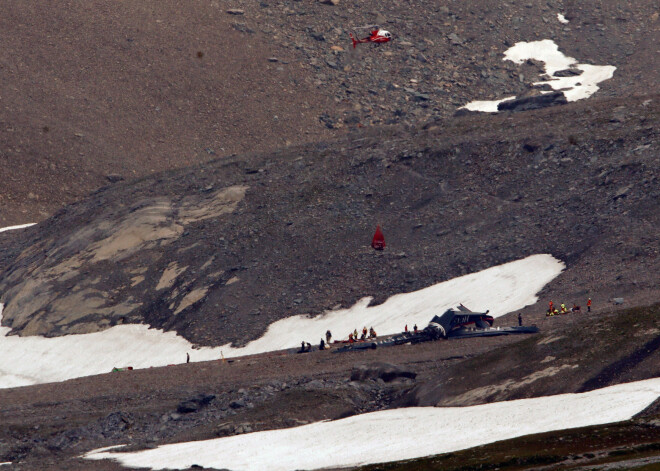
[[349, 33, 357, 48]]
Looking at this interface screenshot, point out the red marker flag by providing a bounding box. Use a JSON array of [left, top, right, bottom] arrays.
[[371, 225, 385, 250]]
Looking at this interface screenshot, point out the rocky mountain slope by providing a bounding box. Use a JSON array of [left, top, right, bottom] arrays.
[[0, 94, 657, 346], [1, 0, 657, 225], [0, 0, 658, 469]]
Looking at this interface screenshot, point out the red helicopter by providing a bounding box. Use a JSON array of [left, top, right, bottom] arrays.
[[349, 28, 392, 48]]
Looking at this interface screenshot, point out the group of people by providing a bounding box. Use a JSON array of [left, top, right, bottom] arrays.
[[298, 341, 313, 353], [347, 326, 377, 343], [403, 324, 418, 333], [299, 326, 379, 353], [546, 298, 591, 316], [304, 322, 432, 350]]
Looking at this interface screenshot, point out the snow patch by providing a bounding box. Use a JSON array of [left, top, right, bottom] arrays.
[[557, 13, 569, 24], [504, 40, 616, 102], [0, 254, 563, 389], [461, 96, 516, 113], [0, 223, 36, 233], [462, 39, 615, 111], [84, 378, 660, 471]]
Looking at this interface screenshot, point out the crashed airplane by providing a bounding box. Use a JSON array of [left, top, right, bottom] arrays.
[[333, 305, 538, 353]]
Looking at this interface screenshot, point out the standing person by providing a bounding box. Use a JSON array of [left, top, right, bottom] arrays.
[[404, 324, 408, 333], [326, 330, 332, 344], [186, 352, 190, 363], [320, 339, 325, 350], [413, 324, 418, 333], [518, 313, 523, 326], [548, 301, 554, 314], [587, 298, 592, 312]]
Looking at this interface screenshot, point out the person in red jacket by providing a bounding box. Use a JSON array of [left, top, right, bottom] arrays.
[[548, 300, 554, 315], [587, 298, 592, 312]]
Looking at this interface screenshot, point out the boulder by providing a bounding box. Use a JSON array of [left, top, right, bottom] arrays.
[[105, 174, 124, 183], [229, 398, 247, 409], [100, 411, 134, 436], [498, 91, 567, 112], [177, 393, 216, 413], [350, 362, 417, 382], [447, 33, 463, 45], [553, 68, 582, 77]]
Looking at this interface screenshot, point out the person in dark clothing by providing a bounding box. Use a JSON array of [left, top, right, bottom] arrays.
[[413, 324, 418, 333], [326, 330, 332, 343], [320, 339, 325, 350], [186, 352, 190, 363], [306, 342, 312, 352], [299, 341, 306, 353], [518, 313, 523, 326]]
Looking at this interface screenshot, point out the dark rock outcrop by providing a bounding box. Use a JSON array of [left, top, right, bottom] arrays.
[[351, 362, 417, 382], [498, 91, 568, 112], [177, 394, 216, 414]]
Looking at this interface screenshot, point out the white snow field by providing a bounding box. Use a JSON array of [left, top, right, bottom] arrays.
[[85, 378, 660, 471], [462, 39, 615, 112], [0, 254, 563, 389]]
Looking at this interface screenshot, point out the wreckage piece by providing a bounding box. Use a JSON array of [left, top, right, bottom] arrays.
[[447, 324, 539, 338], [331, 305, 538, 354], [333, 341, 379, 353], [411, 306, 539, 340], [426, 305, 495, 338]]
